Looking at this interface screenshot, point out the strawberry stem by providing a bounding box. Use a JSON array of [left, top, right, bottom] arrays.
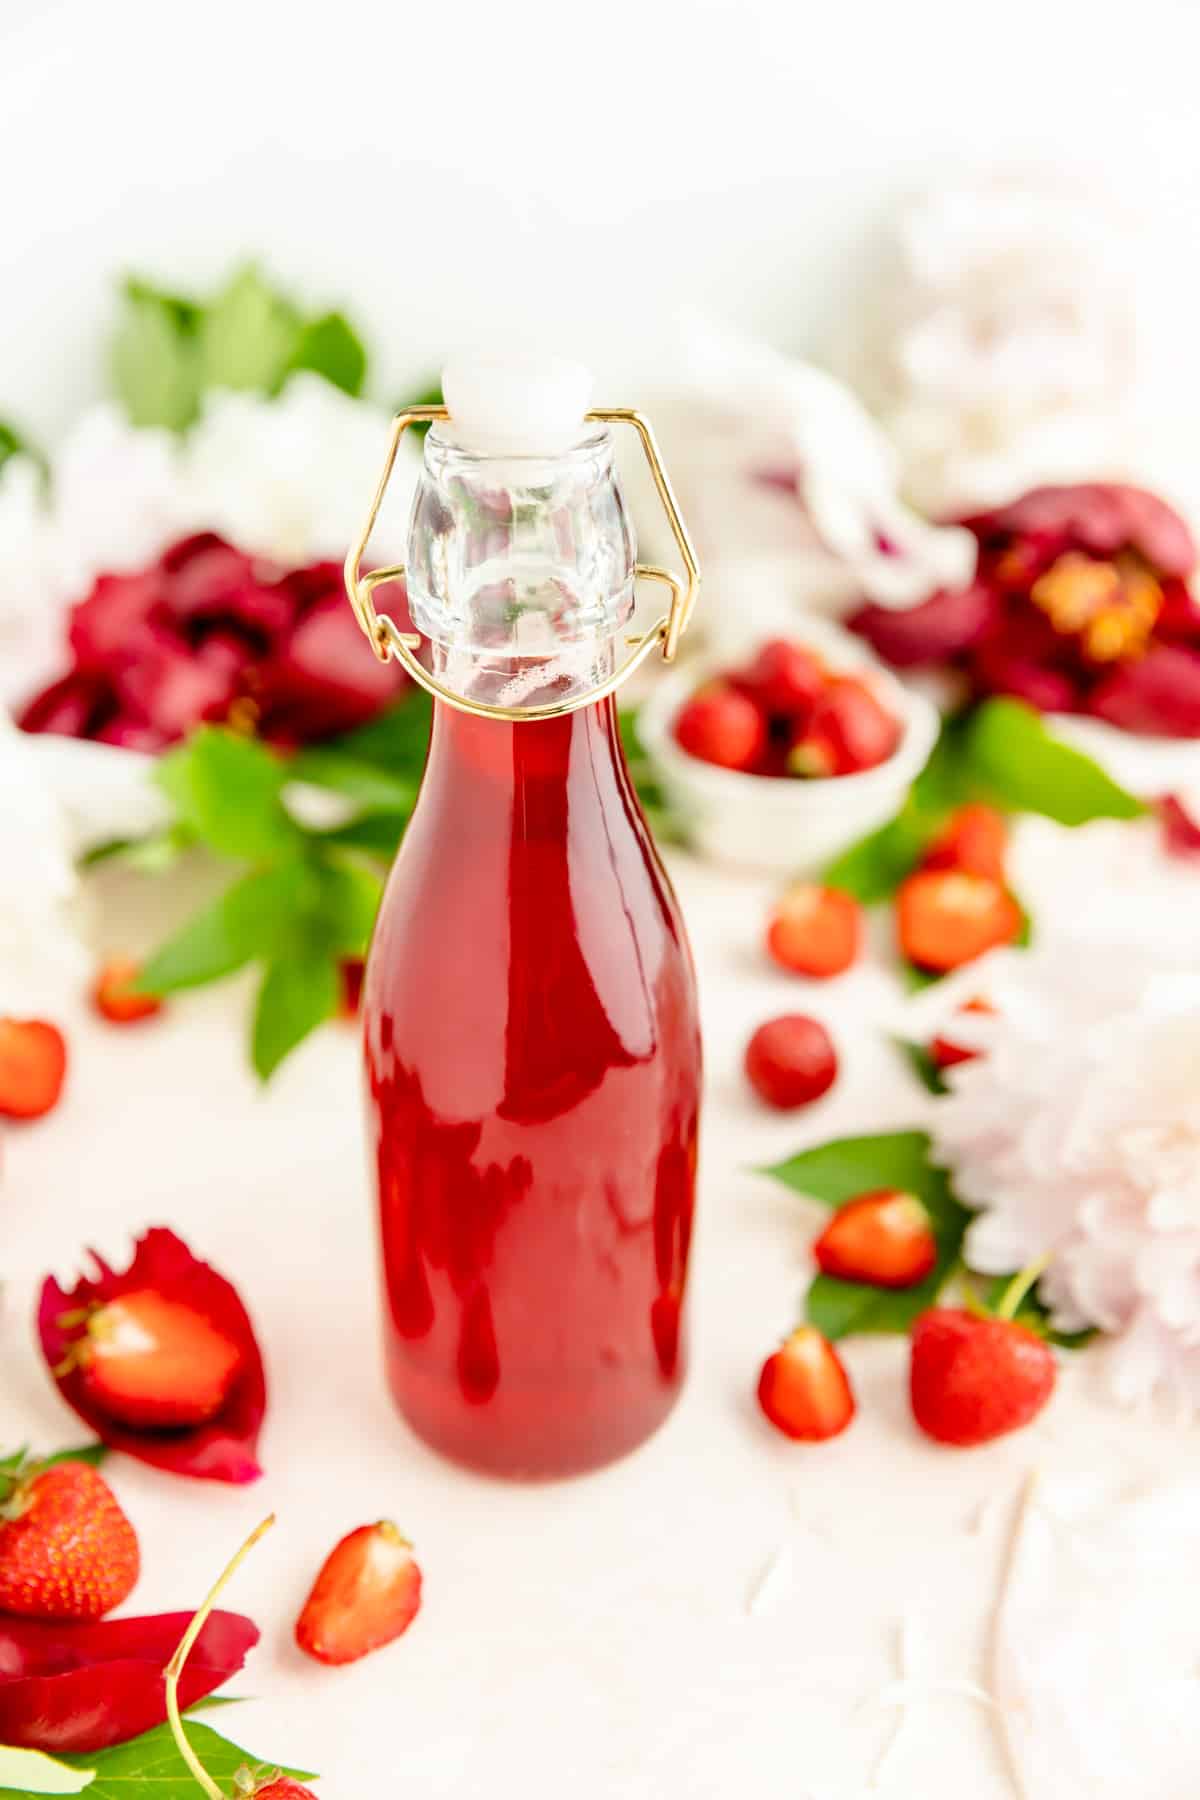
[[995, 1253, 1052, 1323], [164, 1515, 276, 1800]]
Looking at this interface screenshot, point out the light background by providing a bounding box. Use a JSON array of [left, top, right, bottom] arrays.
[[2, 0, 1199, 435]]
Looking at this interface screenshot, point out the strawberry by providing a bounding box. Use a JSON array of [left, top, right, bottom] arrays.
[[788, 676, 901, 777], [673, 683, 767, 772], [930, 996, 995, 1070], [73, 1289, 243, 1429], [739, 639, 824, 721], [0, 1458, 139, 1620], [814, 1189, 937, 1289], [896, 869, 1022, 971], [92, 956, 163, 1025], [744, 1014, 838, 1109], [248, 1784, 317, 1799], [910, 1308, 1056, 1446], [295, 1521, 422, 1666], [766, 884, 861, 979], [0, 1018, 67, 1120], [757, 1327, 855, 1441], [921, 803, 1008, 881]]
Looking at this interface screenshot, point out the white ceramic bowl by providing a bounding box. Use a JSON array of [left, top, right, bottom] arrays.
[[638, 618, 941, 876]]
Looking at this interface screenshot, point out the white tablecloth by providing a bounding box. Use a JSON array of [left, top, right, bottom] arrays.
[[1, 848, 1191, 1800]]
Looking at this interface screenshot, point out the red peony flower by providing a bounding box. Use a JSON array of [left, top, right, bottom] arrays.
[[850, 483, 1200, 736], [19, 532, 406, 750], [38, 1228, 267, 1484]]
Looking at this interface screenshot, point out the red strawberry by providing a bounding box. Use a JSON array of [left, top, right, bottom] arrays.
[[910, 1308, 1056, 1446], [766, 884, 861, 979], [295, 1521, 422, 1666], [0, 1019, 67, 1120], [757, 1327, 855, 1441], [744, 1014, 838, 1110], [922, 803, 1008, 881], [739, 639, 824, 721], [931, 996, 996, 1070], [254, 1785, 318, 1798], [788, 676, 901, 777], [0, 1459, 139, 1620], [814, 1189, 937, 1289], [74, 1289, 243, 1430], [896, 869, 1022, 972], [92, 956, 164, 1025], [673, 683, 767, 771]]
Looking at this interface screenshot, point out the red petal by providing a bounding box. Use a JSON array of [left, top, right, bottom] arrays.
[[38, 1228, 267, 1484], [17, 672, 114, 738], [257, 592, 406, 739], [68, 573, 167, 674], [964, 484, 1196, 579], [1160, 793, 1200, 857], [0, 1609, 258, 1754], [1087, 645, 1200, 737], [849, 582, 1000, 667]]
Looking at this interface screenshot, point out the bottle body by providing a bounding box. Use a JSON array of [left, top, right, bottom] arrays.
[[364, 693, 701, 1477]]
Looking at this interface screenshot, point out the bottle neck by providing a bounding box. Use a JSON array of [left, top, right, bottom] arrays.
[[427, 634, 618, 716]]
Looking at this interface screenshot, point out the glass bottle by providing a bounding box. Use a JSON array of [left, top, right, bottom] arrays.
[[351, 358, 702, 1478]]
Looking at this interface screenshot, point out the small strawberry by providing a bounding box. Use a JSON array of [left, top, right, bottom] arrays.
[[788, 676, 901, 778], [921, 803, 1008, 881], [92, 956, 164, 1025], [910, 1307, 1056, 1446], [744, 1014, 838, 1110], [71, 1289, 243, 1430], [739, 639, 824, 721], [295, 1521, 422, 1666], [896, 869, 1022, 972], [673, 683, 767, 772], [0, 1018, 67, 1120], [930, 996, 996, 1070], [757, 1327, 855, 1441], [0, 1456, 139, 1620], [814, 1189, 938, 1289], [766, 884, 861, 979]]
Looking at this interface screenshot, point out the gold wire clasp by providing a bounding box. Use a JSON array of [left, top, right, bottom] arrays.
[[342, 404, 700, 723]]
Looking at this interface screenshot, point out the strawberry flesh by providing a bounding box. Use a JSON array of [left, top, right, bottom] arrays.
[[910, 1307, 1056, 1446], [897, 869, 1022, 971], [814, 1189, 938, 1289], [921, 803, 1008, 881], [295, 1521, 422, 1666], [79, 1289, 243, 1430], [0, 1463, 139, 1621], [766, 884, 861, 979], [757, 1327, 855, 1441], [0, 1019, 67, 1120]]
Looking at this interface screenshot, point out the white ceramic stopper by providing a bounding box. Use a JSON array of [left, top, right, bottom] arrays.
[[440, 353, 594, 456]]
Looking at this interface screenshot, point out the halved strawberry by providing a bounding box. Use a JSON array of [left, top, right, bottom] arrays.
[[788, 676, 901, 777], [756, 1327, 855, 1442], [0, 1019, 67, 1120], [922, 803, 1008, 881], [0, 1457, 139, 1620], [814, 1189, 937, 1289], [910, 1307, 1056, 1446], [766, 884, 861, 979], [75, 1289, 243, 1429], [92, 956, 164, 1025], [896, 869, 1022, 972], [295, 1521, 422, 1666], [673, 683, 767, 772], [930, 996, 996, 1070]]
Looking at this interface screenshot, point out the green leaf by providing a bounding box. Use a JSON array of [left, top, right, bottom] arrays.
[[963, 699, 1145, 825], [404, 377, 444, 439], [110, 290, 201, 430], [321, 693, 432, 771], [56, 1719, 314, 1799], [0, 1744, 95, 1794], [138, 862, 312, 994], [199, 265, 301, 396], [313, 811, 409, 858], [288, 751, 418, 813], [893, 1037, 949, 1095], [978, 1274, 1098, 1350], [156, 729, 299, 862], [289, 310, 367, 396], [0, 418, 42, 478], [762, 1131, 970, 1339], [309, 858, 382, 956], [40, 1442, 108, 1468], [821, 803, 936, 905], [252, 953, 340, 1079]]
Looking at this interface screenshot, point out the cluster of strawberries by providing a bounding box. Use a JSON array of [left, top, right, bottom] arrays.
[[672, 638, 902, 777], [742, 801, 1018, 1112]]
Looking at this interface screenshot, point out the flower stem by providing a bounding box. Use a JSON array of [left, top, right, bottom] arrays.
[[995, 1253, 1053, 1323], [164, 1514, 276, 1800]]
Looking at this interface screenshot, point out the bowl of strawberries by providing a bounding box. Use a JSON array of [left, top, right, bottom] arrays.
[[639, 617, 939, 873]]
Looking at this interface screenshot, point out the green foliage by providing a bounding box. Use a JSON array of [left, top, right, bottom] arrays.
[[761, 1131, 970, 1338], [110, 263, 371, 430], [55, 1719, 314, 1800], [978, 1273, 1097, 1351], [893, 1037, 949, 1095]]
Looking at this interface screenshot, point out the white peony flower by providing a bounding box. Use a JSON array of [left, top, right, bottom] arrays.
[[0, 714, 87, 1005], [916, 816, 1200, 1411]]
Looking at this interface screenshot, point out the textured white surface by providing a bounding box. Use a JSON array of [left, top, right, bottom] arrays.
[[1, 847, 1195, 1799]]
